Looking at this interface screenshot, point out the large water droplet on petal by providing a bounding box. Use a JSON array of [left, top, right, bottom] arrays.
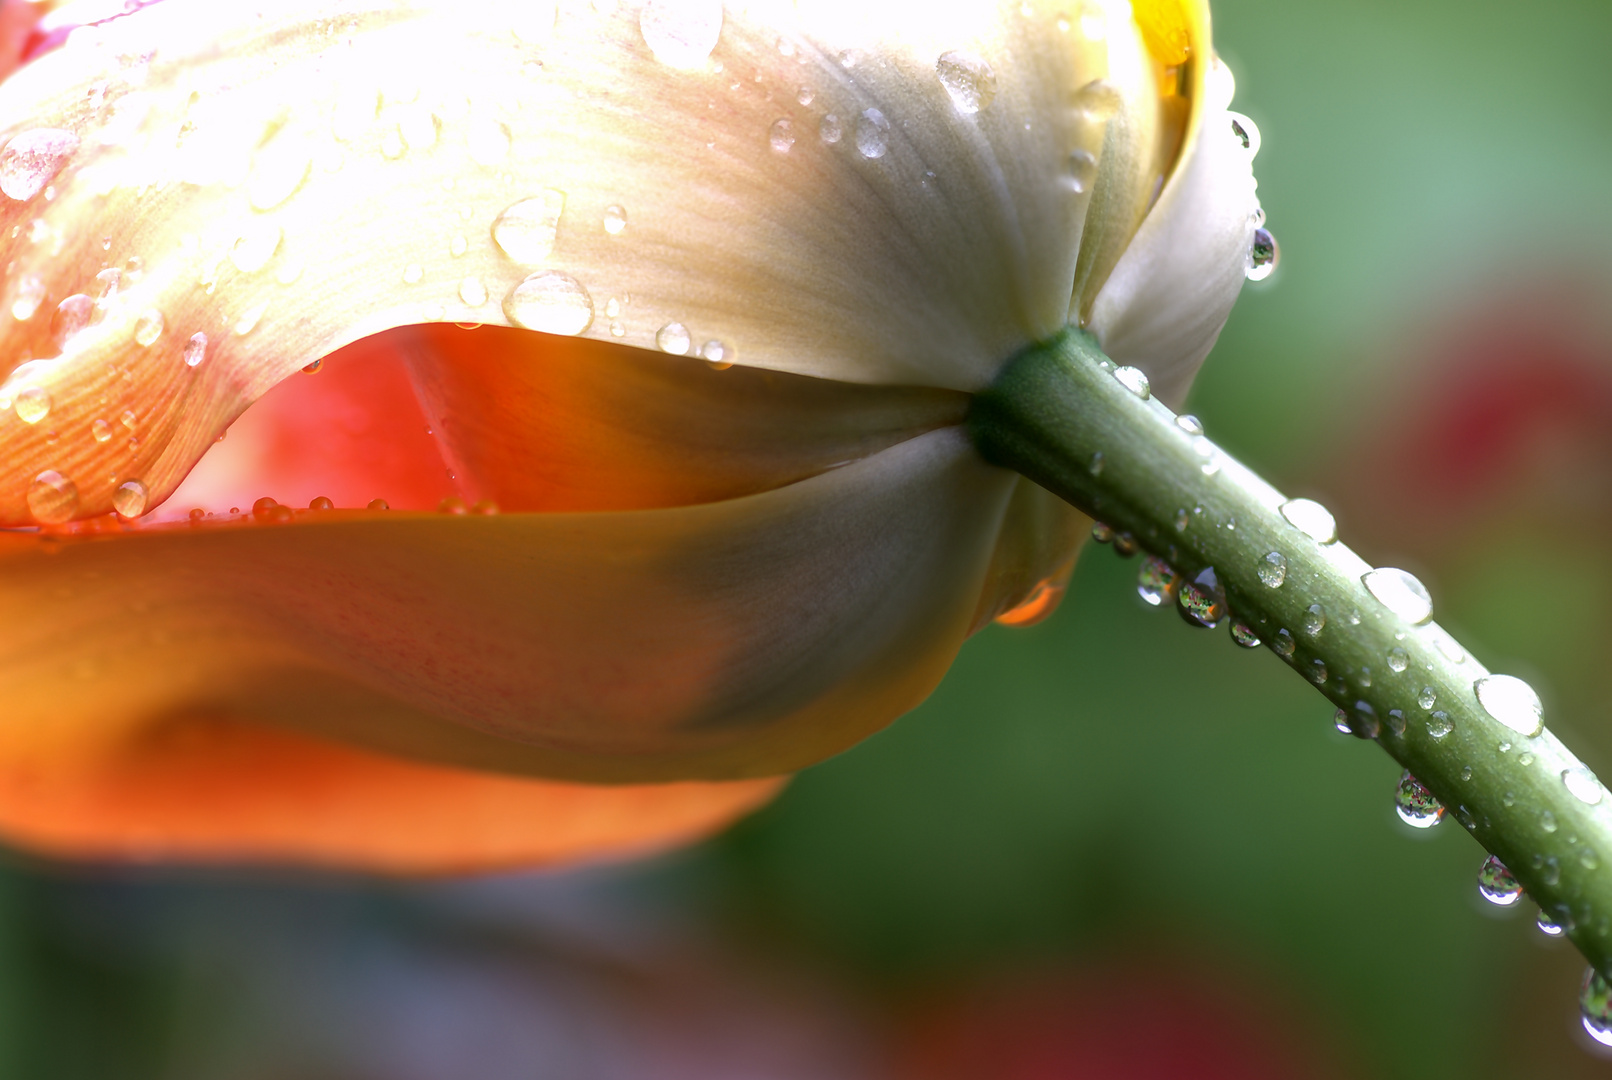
[[27, 469, 79, 524], [640, 0, 724, 69], [1072, 79, 1122, 121], [819, 114, 843, 145], [14, 385, 50, 424], [1477, 855, 1522, 906], [52, 293, 93, 349], [1361, 567, 1433, 624], [1246, 226, 1279, 281], [1474, 674, 1544, 737], [0, 129, 79, 201], [935, 51, 997, 114], [492, 190, 566, 265], [656, 322, 691, 355], [856, 108, 891, 159], [769, 118, 796, 153], [1227, 112, 1261, 157], [1395, 771, 1444, 828], [112, 478, 149, 519], [183, 332, 208, 368], [503, 271, 592, 335]]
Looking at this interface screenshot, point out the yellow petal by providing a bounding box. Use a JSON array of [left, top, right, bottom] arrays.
[[0, 0, 1167, 523], [0, 429, 1015, 784]]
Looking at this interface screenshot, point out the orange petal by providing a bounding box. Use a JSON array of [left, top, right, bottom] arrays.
[[0, 430, 1015, 786], [0, 712, 782, 873]]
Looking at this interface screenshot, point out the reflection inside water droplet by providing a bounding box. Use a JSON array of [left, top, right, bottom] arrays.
[[27, 469, 78, 524], [1478, 855, 1523, 906], [1136, 555, 1180, 607], [112, 479, 148, 519], [1257, 551, 1287, 588], [1396, 771, 1443, 828], [656, 322, 691, 355], [503, 271, 593, 335]]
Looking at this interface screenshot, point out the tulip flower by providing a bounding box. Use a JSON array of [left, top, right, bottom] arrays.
[[0, 0, 1261, 872]]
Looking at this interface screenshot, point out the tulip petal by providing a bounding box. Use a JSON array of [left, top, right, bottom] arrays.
[[0, 429, 1015, 786], [1086, 56, 1259, 408], [0, 716, 783, 872], [160, 323, 968, 517], [0, 0, 1163, 524]]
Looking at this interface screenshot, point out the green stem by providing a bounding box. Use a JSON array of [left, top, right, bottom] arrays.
[[970, 327, 1612, 977]]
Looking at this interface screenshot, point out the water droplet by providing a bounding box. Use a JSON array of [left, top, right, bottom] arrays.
[[935, 51, 997, 114], [1303, 603, 1326, 637], [1426, 712, 1453, 739], [112, 479, 148, 519], [656, 322, 692, 355], [1542, 809, 1559, 833], [1396, 772, 1443, 827], [449, 233, 469, 257], [14, 386, 51, 424], [26, 469, 78, 524], [1475, 675, 1544, 737], [1348, 701, 1380, 739], [769, 118, 796, 153], [1585, 848, 1603, 870], [1088, 451, 1104, 476], [492, 190, 566, 265], [1193, 437, 1221, 476], [401, 263, 424, 285], [183, 332, 207, 368], [1333, 708, 1351, 735], [1257, 551, 1287, 588], [603, 204, 628, 235], [1279, 498, 1336, 543], [367, 498, 390, 511], [1387, 647, 1409, 673], [1417, 686, 1437, 710], [1359, 667, 1373, 689], [1111, 365, 1150, 399], [1309, 659, 1328, 685], [309, 496, 334, 511], [233, 301, 268, 336], [1091, 521, 1114, 544], [502, 271, 592, 335], [126, 306, 165, 347], [797, 87, 814, 106], [1177, 567, 1226, 629], [1230, 621, 1261, 648], [1136, 555, 1180, 607], [819, 114, 843, 144], [1537, 910, 1564, 936], [1273, 629, 1296, 658], [1477, 855, 1523, 906], [1539, 855, 1560, 884], [1227, 112, 1261, 156], [229, 221, 282, 274], [701, 339, 730, 366], [1246, 227, 1279, 282], [1361, 567, 1433, 624], [1583, 971, 1612, 1046], [1564, 767, 1604, 806], [1385, 709, 1407, 737], [458, 276, 488, 307], [1173, 508, 1190, 532], [639, 0, 724, 68], [0, 129, 78, 201], [90, 418, 112, 443], [1461, 765, 1473, 781], [1112, 533, 1138, 558], [1175, 414, 1204, 436], [1072, 78, 1122, 121], [10, 274, 45, 321], [51, 293, 92, 348], [1065, 148, 1097, 193], [856, 108, 891, 158]]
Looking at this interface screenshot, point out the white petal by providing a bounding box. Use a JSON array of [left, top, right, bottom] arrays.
[[1086, 57, 1260, 408]]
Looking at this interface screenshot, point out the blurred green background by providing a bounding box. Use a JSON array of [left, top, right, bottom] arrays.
[[4, 0, 1612, 1076]]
